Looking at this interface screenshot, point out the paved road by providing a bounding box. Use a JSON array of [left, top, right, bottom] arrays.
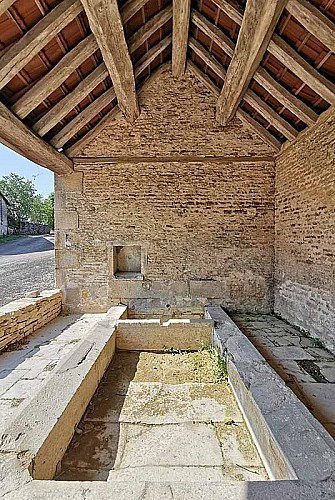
[[0, 235, 55, 307]]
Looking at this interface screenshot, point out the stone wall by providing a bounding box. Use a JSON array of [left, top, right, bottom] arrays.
[[19, 221, 50, 235], [275, 110, 335, 352], [56, 67, 275, 316], [0, 290, 62, 351]]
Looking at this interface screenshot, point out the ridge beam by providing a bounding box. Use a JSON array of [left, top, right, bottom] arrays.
[[172, 0, 191, 77]]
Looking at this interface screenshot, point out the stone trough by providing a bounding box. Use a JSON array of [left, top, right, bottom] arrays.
[[0, 307, 334, 499]]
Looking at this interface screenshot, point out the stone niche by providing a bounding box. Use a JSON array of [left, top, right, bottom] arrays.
[[108, 241, 147, 281]]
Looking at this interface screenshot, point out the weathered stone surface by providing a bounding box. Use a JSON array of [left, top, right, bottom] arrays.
[[54, 210, 78, 230], [77, 67, 274, 158], [113, 422, 224, 468], [275, 110, 335, 353], [116, 319, 212, 351], [0, 290, 62, 352], [55, 68, 275, 314]]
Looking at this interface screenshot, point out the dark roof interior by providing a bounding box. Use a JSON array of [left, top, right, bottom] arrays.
[[0, 0, 334, 159]]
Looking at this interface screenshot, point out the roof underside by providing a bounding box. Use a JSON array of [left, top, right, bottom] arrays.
[[0, 0, 334, 171]]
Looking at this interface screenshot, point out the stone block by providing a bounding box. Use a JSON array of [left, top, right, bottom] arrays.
[[113, 422, 224, 469], [54, 210, 78, 230], [55, 172, 83, 193], [55, 249, 80, 269], [116, 319, 213, 351], [109, 280, 188, 300]]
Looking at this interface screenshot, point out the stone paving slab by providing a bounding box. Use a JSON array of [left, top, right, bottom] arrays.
[[114, 422, 224, 469], [230, 313, 335, 438], [299, 383, 335, 423], [315, 361, 335, 383], [4, 479, 335, 500], [58, 351, 266, 483], [108, 465, 225, 483], [84, 382, 243, 425]]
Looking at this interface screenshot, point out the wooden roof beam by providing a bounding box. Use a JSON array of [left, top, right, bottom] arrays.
[[128, 5, 172, 53], [190, 37, 296, 141], [208, 1, 335, 106], [12, 34, 98, 119], [34, 10, 172, 138], [121, 0, 149, 24], [188, 60, 281, 152], [81, 0, 139, 123], [211, 0, 243, 25], [268, 35, 335, 105], [51, 35, 171, 149], [172, 0, 191, 77], [0, 0, 15, 18], [216, 0, 288, 125], [33, 64, 108, 136], [0, 0, 82, 90], [191, 10, 318, 126], [0, 101, 73, 174], [286, 0, 335, 53]]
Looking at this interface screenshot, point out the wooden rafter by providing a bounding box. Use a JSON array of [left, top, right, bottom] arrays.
[[190, 37, 296, 141], [134, 35, 172, 77], [128, 5, 172, 53], [33, 64, 108, 136], [191, 10, 235, 58], [286, 0, 335, 53], [254, 66, 318, 126], [268, 35, 335, 105], [121, 0, 149, 24], [243, 90, 298, 141], [0, 0, 83, 90], [207, 0, 335, 106], [11, 34, 98, 119], [50, 87, 116, 148], [51, 35, 172, 149], [211, 0, 243, 25], [80, 0, 139, 123], [191, 10, 318, 126], [0, 0, 15, 18], [188, 60, 281, 151], [216, 0, 288, 125], [34, 12, 172, 139], [0, 101, 73, 174], [172, 0, 191, 77]]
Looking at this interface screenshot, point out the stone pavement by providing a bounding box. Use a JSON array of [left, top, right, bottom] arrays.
[[231, 314, 335, 438], [57, 350, 268, 482], [0, 313, 105, 432]]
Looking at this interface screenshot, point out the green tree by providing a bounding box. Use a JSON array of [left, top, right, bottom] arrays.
[[42, 192, 54, 229], [0, 173, 54, 231]]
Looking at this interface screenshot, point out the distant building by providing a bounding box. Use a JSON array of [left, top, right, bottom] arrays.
[[0, 191, 10, 236]]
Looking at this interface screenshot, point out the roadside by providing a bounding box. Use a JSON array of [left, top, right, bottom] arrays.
[[0, 235, 55, 307]]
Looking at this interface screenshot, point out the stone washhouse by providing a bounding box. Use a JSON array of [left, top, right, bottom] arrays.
[[0, 0, 334, 499]]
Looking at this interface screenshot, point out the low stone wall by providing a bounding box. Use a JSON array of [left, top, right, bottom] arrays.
[[0, 290, 62, 351], [19, 221, 50, 235]]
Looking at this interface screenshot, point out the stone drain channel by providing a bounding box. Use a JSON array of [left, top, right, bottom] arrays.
[[56, 349, 267, 482]]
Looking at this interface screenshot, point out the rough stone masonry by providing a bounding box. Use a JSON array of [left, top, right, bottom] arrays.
[[54, 67, 334, 352]]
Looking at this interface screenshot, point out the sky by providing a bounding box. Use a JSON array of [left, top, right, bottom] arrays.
[[0, 144, 54, 198]]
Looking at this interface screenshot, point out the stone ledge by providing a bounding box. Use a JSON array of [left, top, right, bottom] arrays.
[[205, 306, 335, 481], [0, 306, 127, 497], [116, 319, 213, 351], [0, 290, 62, 352]]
